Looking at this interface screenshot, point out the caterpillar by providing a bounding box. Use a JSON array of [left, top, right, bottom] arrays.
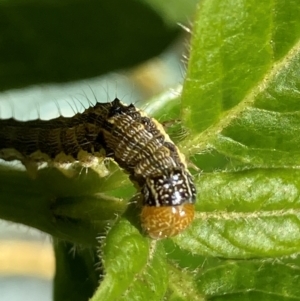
[[0, 98, 196, 239]]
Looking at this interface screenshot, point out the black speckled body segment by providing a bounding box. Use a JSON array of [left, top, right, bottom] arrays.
[[102, 99, 197, 239], [101, 99, 196, 206], [0, 98, 197, 238]]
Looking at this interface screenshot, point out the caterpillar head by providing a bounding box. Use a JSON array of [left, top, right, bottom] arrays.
[[140, 169, 196, 239]]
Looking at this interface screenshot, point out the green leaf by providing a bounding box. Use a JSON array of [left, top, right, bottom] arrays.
[[0, 161, 131, 245], [143, 0, 199, 26], [195, 256, 300, 300], [170, 0, 300, 299], [174, 169, 300, 258], [91, 213, 168, 301], [178, 0, 300, 258], [53, 240, 100, 301]]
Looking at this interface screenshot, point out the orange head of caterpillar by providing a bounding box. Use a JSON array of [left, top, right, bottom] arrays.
[[140, 169, 196, 239]]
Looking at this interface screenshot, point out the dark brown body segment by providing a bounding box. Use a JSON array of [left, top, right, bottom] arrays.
[[0, 102, 112, 160]]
